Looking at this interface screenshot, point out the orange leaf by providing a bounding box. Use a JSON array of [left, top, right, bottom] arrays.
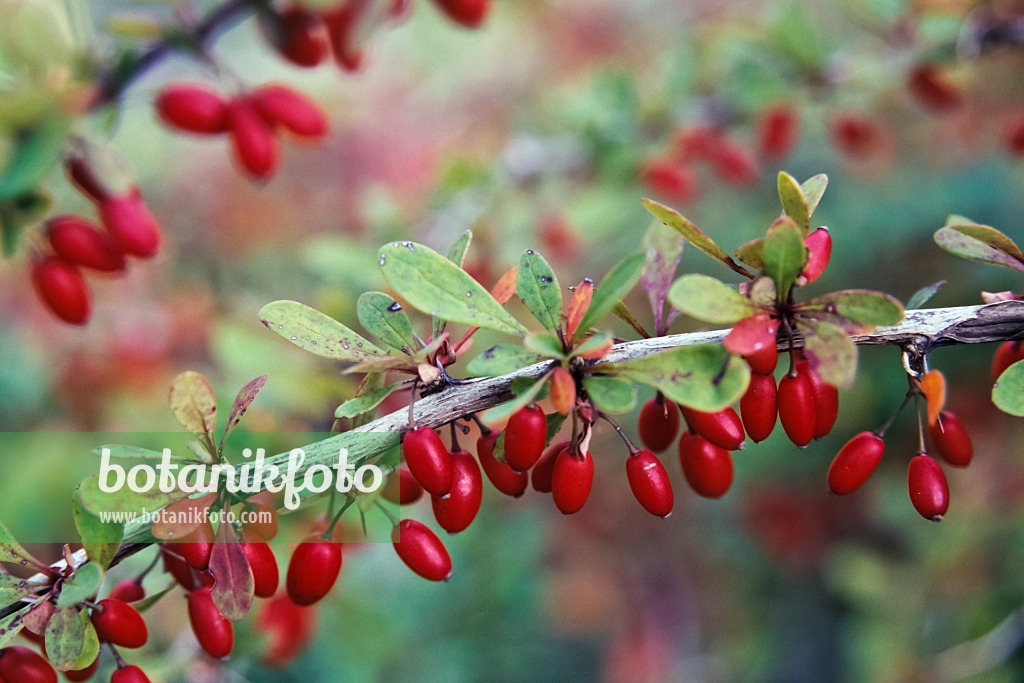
[[565, 279, 594, 341], [918, 369, 946, 426], [454, 267, 519, 354], [549, 367, 576, 415]]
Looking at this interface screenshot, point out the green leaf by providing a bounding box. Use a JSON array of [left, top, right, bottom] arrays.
[[994, 361, 1024, 415], [72, 495, 122, 570], [946, 222, 1024, 262], [642, 200, 751, 278], [0, 119, 67, 200], [169, 371, 216, 437], [56, 562, 102, 607], [221, 375, 268, 448], [0, 609, 24, 648], [76, 475, 188, 516], [803, 290, 904, 327], [610, 302, 648, 338], [778, 171, 809, 233], [606, 345, 750, 412], [259, 301, 388, 362], [736, 238, 764, 270], [907, 281, 945, 310], [524, 333, 565, 359], [445, 230, 473, 267], [357, 292, 418, 354], [131, 583, 176, 614], [582, 375, 636, 414], [0, 190, 52, 257], [667, 274, 757, 324], [0, 520, 39, 566], [801, 320, 857, 388], [209, 522, 254, 621], [467, 345, 545, 377], [934, 225, 1024, 273], [801, 174, 828, 218], [45, 605, 94, 672], [517, 250, 562, 334], [762, 216, 806, 301], [573, 252, 646, 342], [334, 382, 404, 418], [481, 379, 548, 426], [378, 241, 529, 336]]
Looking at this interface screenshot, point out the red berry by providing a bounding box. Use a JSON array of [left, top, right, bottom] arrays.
[[551, 447, 594, 514], [244, 503, 280, 541], [111, 665, 151, 683], [155, 83, 230, 134], [801, 227, 831, 286], [403, 426, 453, 496], [673, 125, 724, 162], [228, 97, 280, 180], [178, 520, 214, 570], [740, 372, 777, 443], [757, 104, 800, 159], [107, 577, 145, 603], [531, 439, 569, 493], [31, 256, 91, 325], [322, 3, 367, 71], [827, 432, 885, 495], [431, 0, 491, 27], [65, 155, 108, 203], [46, 215, 126, 272], [503, 405, 547, 471], [929, 411, 973, 467], [678, 431, 733, 498], [680, 406, 745, 451], [713, 141, 760, 186], [90, 598, 148, 648], [286, 536, 342, 605], [637, 396, 680, 453], [256, 592, 317, 667], [908, 454, 949, 522], [392, 519, 452, 581], [243, 541, 280, 598], [744, 345, 778, 374], [382, 467, 424, 505], [161, 545, 201, 591], [431, 448, 483, 533], [992, 340, 1024, 380], [640, 158, 698, 204], [272, 7, 328, 67], [253, 85, 329, 139], [626, 449, 674, 517], [831, 114, 884, 159], [1003, 117, 1024, 157], [907, 64, 961, 112], [188, 587, 234, 658], [777, 368, 816, 447], [806, 364, 839, 440], [98, 193, 163, 258], [64, 656, 99, 682], [0, 646, 56, 683], [477, 432, 528, 497]]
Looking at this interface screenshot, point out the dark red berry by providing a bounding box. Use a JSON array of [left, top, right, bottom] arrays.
[[678, 431, 733, 499], [31, 256, 91, 325], [228, 97, 280, 180], [673, 125, 724, 162], [156, 83, 230, 134], [253, 85, 329, 139], [908, 454, 949, 521], [64, 656, 99, 682], [681, 406, 745, 451], [46, 215, 126, 272], [382, 467, 424, 505], [778, 368, 816, 447], [286, 536, 342, 605], [831, 114, 885, 159], [272, 7, 328, 67], [807, 365, 839, 440], [161, 545, 201, 591], [531, 439, 569, 493], [551, 447, 594, 514], [503, 405, 548, 471], [712, 141, 760, 186], [188, 587, 234, 658], [744, 344, 778, 375], [256, 592, 317, 667], [740, 372, 777, 443], [178, 520, 214, 570], [107, 577, 145, 603], [640, 158, 698, 204], [431, 0, 491, 27], [322, 2, 367, 71], [907, 64, 961, 112], [827, 432, 885, 495], [111, 664, 151, 683], [99, 193, 163, 258], [392, 519, 452, 581], [637, 396, 680, 453], [431, 448, 483, 533], [243, 541, 280, 598], [477, 432, 528, 497], [757, 104, 799, 159], [929, 411, 973, 467], [403, 426, 453, 496], [65, 155, 108, 203], [0, 646, 56, 683], [626, 449, 674, 517], [90, 598, 148, 648], [992, 340, 1024, 380]]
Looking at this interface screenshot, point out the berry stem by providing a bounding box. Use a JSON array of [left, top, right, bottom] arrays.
[[597, 412, 640, 456], [374, 500, 399, 527]]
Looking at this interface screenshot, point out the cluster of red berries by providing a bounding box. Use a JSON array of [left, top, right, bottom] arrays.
[[156, 83, 329, 181]]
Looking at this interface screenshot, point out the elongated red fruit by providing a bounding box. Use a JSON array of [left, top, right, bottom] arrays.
[[640, 158, 698, 204], [637, 396, 680, 453], [228, 97, 279, 180], [626, 449, 674, 517], [757, 104, 799, 159], [253, 85, 329, 139], [286, 537, 342, 605], [713, 141, 760, 186], [392, 519, 452, 581], [681, 406, 745, 451], [111, 665, 151, 683], [908, 64, 961, 112], [432, 448, 483, 533], [778, 368, 816, 447], [504, 404, 548, 471], [801, 227, 831, 286], [382, 467, 424, 505], [271, 7, 328, 67], [257, 591, 317, 667], [243, 541, 280, 598], [107, 577, 145, 603], [188, 587, 234, 658], [179, 520, 215, 570], [46, 215, 126, 272], [31, 256, 91, 325], [740, 372, 777, 443], [64, 657, 100, 682], [322, 2, 367, 71], [827, 432, 885, 495], [99, 193, 163, 258], [805, 362, 839, 439], [90, 598, 148, 648], [678, 432, 733, 498], [929, 410, 973, 467], [156, 83, 230, 134], [161, 545, 201, 591], [0, 646, 56, 683], [992, 340, 1024, 381], [431, 0, 491, 27], [531, 439, 569, 493], [403, 426, 452, 496], [908, 454, 949, 521], [551, 448, 594, 514], [744, 344, 778, 374], [478, 432, 528, 497]]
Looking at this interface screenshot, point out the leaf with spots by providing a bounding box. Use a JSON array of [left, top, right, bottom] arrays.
[[668, 274, 758, 324], [934, 224, 1024, 273], [259, 300, 388, 362], [72, 494, 122, 570], [802, 290, 904, 327], [0, 519, 43, 567], [0, 568, 34, 606], [221, 375, 268, 449], [641, 219, 684, 334], [582, 375, 636, 414], [209, 522, 254, 621], [801, 319, 857, 388], [0, 608, 24, 648], [358, 291, 418, 354], [169, 371, 216, 438], [517, 250, 562, 334], [45, 605, 99, 672]]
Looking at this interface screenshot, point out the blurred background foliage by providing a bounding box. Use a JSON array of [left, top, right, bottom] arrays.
[[5, 0, 1024, 680]]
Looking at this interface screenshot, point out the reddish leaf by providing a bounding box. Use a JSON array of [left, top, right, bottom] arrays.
[[222, 376, 268, 447], [209, 521, 255, 622], [724, 314, 780, 356], [918, 370, 946, 427], [151, 494, 216, 540], [566, 279, 593, 341]]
